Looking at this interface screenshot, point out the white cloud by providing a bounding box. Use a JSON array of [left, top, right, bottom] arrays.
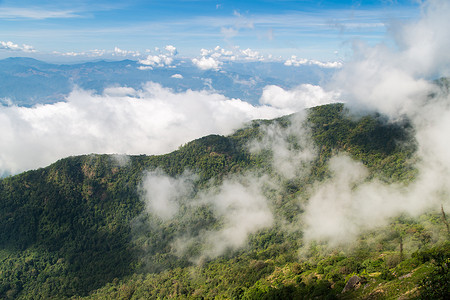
[[54, 49, 106, 57], [0, 7, 80, 20], [198, 178, 273, 259], [164, 45, 177, 55], [249, 113, 316, 180], [0, 41, 35, 53], [260, 84, 340, 110], [144, 172, 274, 261], [139, 55, 173, 68], [192, 56, 222, 71], [192, 46, 268, 69], [241, 48, 263, 60], [171, 74, 183, 79], [0, 83, 292, 176], [138, 45, 177, 68], [284, 55, 342, 68], [200, 48, 211, 56], [301, 0, 450, 246], [137, 66, 153, 71], [141, 170, 197, 221], [113, 46, 140, 57]]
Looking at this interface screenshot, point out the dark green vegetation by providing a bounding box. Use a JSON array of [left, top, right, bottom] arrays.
[[0, 103, 448, 299]]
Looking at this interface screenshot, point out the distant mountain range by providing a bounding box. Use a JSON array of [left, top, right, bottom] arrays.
[[0, 57, 336, 106]]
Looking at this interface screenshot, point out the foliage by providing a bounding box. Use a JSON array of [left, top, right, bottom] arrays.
[[0, 103, 447, 299]]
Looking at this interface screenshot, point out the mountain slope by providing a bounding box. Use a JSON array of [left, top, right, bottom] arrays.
[[0, 103, 448, 299]]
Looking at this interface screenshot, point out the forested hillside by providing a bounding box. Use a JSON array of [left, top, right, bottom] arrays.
[[0, 103, 448, 299]]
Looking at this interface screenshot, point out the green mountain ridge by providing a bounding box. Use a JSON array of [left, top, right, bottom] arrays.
[[0, 103, 448, 299]]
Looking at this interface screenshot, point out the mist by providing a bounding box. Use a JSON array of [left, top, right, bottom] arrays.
[[136, 0, 450, 255], [139, 171, 273, 261], [0, 82, 303, 176], [302, 0, 450, 245]]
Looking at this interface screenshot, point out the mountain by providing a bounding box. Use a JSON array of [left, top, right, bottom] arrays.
[[0, 57, 336, 106], [0, 103, 448, 299]]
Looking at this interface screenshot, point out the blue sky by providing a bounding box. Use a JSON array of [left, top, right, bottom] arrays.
[[0, 0, 420, 62]]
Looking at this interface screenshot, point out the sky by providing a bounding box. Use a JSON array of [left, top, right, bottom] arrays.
[[0, 0, 421, 62], [1, 0, 447, 177]]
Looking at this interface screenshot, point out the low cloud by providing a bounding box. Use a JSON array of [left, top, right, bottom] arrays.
[[249, 113, 316, 180], [260, 84, 340, 110], [192, 56, 222, 71], [140, 171, 273, 261], [141, 170, 197, 221], [138, 45, 177, 69], [113, 47, 140, 57], [301, 0, 450, 246], [0, 41, 35, 53], [196, 178, 273, 259], [284, 55, 342, 68], [0, 82, 295, 176], [192, 46, 268, 70]]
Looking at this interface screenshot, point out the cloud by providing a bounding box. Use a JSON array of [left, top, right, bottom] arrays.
[[0, 41, 35, 53], [171, 74, 183, 79], [249, 113, 316, 180], [196, 177, 273, 259], [259, 84, 340, 110], [141, 171, 274, 261], [191, 46, 268, 70], [139, 55, 173, 68], [0, 7, 81, 20], [300, 0, 450, 246], [53, 45, 175, 62], [0, 83, 294, 176], [241, 48, 263, 60], [55, 47, 140, 58], [141, 170, 197, 221], [54, 49, 106, 57], [192, 56, 222, 71], [219, 10, 254, 40], [113, 47, 140, 57], [164, 45, 177, 55], [138, 45, 177, 69], [331, 0, 450, 117], [284, 55, 342, 68], [302, 150, 446, 246]]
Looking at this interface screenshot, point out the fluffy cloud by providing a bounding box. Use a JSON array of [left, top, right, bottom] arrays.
[[0, 83, 294, 176], [301, 0, 450, 245], [331, 0, 450, 117], [164, 45, 177, 55], [259, 84, 340, 110], [0, 41, 35, 53], [191, 46, 267, 70], [284, 55, 342, 68], [138, 45, 177, 69], [192, 56, 222, 71], [113, 47, 140, 57]]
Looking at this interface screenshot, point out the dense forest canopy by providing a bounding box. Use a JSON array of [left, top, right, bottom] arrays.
[[0, 103, 448, 299]]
